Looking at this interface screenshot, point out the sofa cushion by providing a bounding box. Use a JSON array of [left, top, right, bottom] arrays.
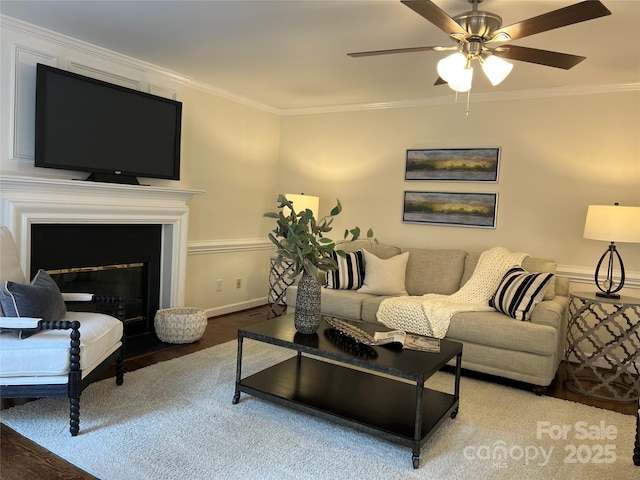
[[460, 251, 481, 287], [522, 257, 557, 300], [336, 239, 401, 259], [1, 270, 67, 325], [288, 285, 375, 320], [362, 295, 398, 323], [403, 248, 466, 295], [357, 250, 409, 296], [447, 310, 558, 356], [489, 267, 554, 321], [326, 250, 364, 290]]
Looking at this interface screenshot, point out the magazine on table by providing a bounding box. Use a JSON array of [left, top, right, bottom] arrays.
[[325, 317, 440, 353], [372, 330, 440, 353]]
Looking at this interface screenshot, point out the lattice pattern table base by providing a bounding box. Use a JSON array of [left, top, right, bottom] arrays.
[[564, 293, 640, 403], [267, 258, 296, 319]]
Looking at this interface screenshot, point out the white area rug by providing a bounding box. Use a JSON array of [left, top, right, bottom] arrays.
[[1, 340, 637, 479]]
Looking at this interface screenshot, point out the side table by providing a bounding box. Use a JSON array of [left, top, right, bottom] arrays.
[[267, 257, 295, 319], [564, 292, 640, 402]]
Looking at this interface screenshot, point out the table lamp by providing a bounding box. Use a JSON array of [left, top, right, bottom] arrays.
[[284, 193, 319, 219], [583, 203, 640, 298]]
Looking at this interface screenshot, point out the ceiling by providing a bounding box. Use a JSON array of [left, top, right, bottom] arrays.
[[1, 0, 639, 111]]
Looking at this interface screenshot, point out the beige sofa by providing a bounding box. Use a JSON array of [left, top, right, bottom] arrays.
[[286, 240, 569, 389]]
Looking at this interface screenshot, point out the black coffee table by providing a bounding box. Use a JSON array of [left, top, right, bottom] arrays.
[[232, 315, 462, 469]]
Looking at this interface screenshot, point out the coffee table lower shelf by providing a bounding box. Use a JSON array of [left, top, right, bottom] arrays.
[[233, 355, 458, 468]]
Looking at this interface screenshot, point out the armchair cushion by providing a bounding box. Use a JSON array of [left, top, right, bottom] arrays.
[[0, 311, 123, 383], [1, 270, 67, 326]]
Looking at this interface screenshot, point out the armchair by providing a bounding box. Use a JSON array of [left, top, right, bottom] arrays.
[[0, 226, 125, 436]]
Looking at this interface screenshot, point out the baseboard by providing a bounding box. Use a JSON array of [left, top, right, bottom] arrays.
[[204, 297, 268, 318]]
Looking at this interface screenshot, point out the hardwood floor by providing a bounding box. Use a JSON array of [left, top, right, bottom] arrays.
[[1, 305, 636, 479]]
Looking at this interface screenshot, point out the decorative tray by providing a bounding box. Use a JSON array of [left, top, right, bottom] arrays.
[[325, 317, 378, 345]]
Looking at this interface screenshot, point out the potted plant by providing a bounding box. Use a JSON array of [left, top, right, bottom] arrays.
[[264, 194, 374, 334]]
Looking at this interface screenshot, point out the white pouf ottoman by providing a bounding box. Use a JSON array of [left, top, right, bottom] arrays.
[[154, 307, 207, 344]]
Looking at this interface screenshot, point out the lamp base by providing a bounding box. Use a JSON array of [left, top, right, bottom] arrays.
[[593, 242, 626, 300], [596, 291, 621, 300]]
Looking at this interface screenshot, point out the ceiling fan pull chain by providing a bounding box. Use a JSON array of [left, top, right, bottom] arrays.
[[466, 91, 471, 118]]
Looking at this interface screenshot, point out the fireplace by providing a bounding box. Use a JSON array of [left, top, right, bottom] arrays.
[[31, 224, 162, 340], [0, 174, 203, 352]]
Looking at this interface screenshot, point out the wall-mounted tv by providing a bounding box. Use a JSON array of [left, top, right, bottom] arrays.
[[35, 64, 182, 185]]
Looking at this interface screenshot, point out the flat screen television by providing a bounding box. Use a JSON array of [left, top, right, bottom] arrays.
[[35, 63, 182, 185]]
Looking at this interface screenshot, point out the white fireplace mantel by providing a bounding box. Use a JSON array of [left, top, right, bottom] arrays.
[[0, 174, 204, 307]]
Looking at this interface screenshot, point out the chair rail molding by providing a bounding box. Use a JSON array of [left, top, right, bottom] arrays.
[[188, 238, 273, 255], [0, 174, 204, 307], [557, 264, 640, 294]]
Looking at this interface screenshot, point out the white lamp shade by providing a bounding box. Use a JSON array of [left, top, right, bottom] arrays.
[[481, 55, 513, 86], [284, 193, 319, 218], [447, 66, 473, 93], [583, 205, 640, 243], [437, 52, 467, 83]]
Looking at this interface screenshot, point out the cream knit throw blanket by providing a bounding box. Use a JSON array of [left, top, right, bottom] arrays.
[[377, 246, 528, 339]]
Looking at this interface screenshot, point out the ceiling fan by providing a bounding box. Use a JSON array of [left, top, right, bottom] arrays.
[[348, 0, 612, 93]]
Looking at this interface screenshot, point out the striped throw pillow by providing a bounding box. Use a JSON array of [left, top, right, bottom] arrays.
[[326, 250, 365, 290], [489, 267, 553, 321]]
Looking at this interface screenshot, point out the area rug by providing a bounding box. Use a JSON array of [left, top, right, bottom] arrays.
[[1, 340, 637, 479]]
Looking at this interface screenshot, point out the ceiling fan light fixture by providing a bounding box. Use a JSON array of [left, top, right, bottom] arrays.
[[481, 55, 513, 86], [437, 52, 467, 83], [447, 66, 473, 93]]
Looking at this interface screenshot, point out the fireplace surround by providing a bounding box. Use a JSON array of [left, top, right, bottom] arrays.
[[0, 174, 203, 347]]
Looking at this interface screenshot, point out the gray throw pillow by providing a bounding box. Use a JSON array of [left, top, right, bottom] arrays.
[[1, 269, 67, 323]]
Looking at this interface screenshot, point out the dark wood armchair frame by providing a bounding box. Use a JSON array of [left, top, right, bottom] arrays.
[[0, 295, 125, 436]]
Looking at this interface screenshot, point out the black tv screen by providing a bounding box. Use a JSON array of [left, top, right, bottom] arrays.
[[35, 64, 182, 184]]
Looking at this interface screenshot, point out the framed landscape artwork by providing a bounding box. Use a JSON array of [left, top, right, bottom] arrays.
[[403, 191, 498, 228], [405, 148, 500, 182]]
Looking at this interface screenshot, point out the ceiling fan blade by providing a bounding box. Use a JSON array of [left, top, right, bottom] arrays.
[[434, 77, 447, 86], [490, 1, 611, 42], [494, 45, 586, 70], [401, 0, 469, 39], [347, 45, 441, 57]]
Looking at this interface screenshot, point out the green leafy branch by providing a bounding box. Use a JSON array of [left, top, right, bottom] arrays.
[[264, 194, 375, 279]]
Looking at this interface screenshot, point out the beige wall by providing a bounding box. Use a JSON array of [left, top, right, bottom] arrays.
[[181, 87, 281, 241], [180, 86, 280, 314], [278, 91, 640, 295]]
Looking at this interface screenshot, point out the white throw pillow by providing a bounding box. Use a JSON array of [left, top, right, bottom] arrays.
[[357, 250, 409, 296]]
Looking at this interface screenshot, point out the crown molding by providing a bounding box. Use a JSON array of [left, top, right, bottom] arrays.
[[280, 82, 640, 116], [3, 14, 638, 119], [187, 79, 281, 115]]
